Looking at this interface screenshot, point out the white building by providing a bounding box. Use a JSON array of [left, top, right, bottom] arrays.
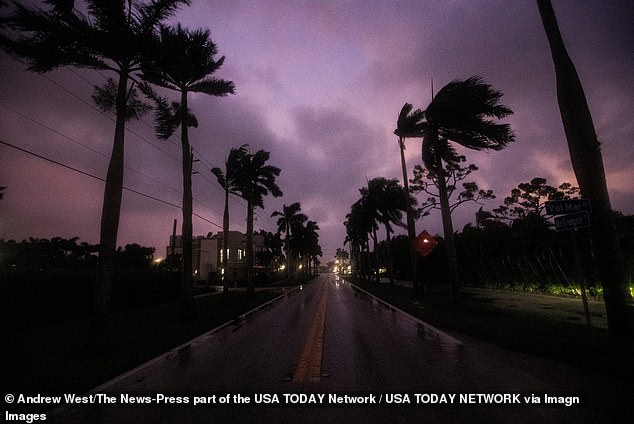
[[166, 231, 266, 282]]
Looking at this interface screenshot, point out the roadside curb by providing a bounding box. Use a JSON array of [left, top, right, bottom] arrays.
[[49, 285, 302, 418], [349, 282, 464, 350]]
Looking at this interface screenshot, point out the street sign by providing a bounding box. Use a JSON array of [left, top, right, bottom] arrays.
[[554, 211, 591, 231], [545, 199, 591, 215]]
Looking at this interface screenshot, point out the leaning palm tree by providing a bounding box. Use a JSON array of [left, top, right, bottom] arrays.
[[0, 0, 189, 345], [211, 144, 249, 295], [271, 202, 307, 279], [235, 149, 283, 294], [537, 0, 633, 338], [394, 103, 425, 294], [142, 23, 235, 319], [420, 76, 514, 299]]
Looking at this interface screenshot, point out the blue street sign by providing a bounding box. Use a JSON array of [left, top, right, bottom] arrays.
[[554, 211, 591, 231], [545, 199, 591, 215]]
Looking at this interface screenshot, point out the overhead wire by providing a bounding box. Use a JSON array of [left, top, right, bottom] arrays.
[[0, 138, 222, 229], [4, 58, 291, 236]]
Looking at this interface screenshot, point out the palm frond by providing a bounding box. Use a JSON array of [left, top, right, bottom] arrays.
[[189, 77, 235, 96], [137, 0, 190, 33], [210, 167, 226, 187], [425, 75, 515, 151], [139, 81, 178, 139], [92, 78, 150, 121], [1, 2, 109, 71], [394, 102, 425, 138]]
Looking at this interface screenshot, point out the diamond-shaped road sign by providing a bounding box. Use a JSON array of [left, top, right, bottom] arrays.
[[414, 230, 438, 257]]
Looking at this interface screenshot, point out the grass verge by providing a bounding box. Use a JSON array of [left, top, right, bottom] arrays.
[[347, 276, 634, 381], [2, 290, 280, 395]]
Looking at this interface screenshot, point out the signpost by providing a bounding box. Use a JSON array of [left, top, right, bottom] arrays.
[[545, 199, 592, 328]]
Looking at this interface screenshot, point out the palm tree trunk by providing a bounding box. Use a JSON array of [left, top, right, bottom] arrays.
[[399, 140, 420, 295], [246, 202, 254, 295], [222, 188, 229, 295], [371, 227, 379, 282], [435, 152, 459, 300], [285, 224, 290, 280], [180, 90, 195, 320], [537, 0, 634, 338], [89, 70, 128, 348], [385, 223, 395, 285]]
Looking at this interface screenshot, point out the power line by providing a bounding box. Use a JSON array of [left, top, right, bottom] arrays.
[[23, 61, 269, 228], [0, 138, 222, 229], [0, 103, 184, 198], [29, 64, 183, 164], [3, 58, 278, 232]]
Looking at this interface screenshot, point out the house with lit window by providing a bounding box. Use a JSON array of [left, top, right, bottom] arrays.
[[166, 231, 266, 283]]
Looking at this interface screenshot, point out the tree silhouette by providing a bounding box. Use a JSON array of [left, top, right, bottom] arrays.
[[271, 202, 307, 279], [0, 0, 189, 346], [394, 103, 425, 293], [235, 149, 282, 294], [537, 0, 634, 338], [363, 178, 413, 285], [414, 76, 514, 299], [211, 144, 249, 295], [411, 156, 495, 218], [142, 23, 235, 319]]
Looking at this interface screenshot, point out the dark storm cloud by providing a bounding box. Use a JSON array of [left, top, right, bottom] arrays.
[[1, 0, 633, 261]]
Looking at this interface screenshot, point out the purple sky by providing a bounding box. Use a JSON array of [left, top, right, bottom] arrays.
[[1, 0, 633, 262]]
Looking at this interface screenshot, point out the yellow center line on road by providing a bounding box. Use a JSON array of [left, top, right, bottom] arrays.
[[292, 282, 329, 384]]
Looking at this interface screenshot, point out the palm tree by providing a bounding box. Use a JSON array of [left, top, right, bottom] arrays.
[[142, 23, 235, 319], [304, 220, 321, 277], [0, 0, 189, 345], [394, 103, 425, 294], [537, 0, 634, 338], [419, 76, 514, 299], [271, 202, 307, 279], [235, 149, 282, 294], [291, 219, 320, 278], [211, 144, 249, 295], [347, 192, 380, 281], [365, 178, 412, 285]]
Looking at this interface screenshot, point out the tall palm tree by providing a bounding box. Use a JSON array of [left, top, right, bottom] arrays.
[[394, 103, 425, 294], [211, 144, 249, 295], [365, 178, 412, 285], [347, 192, 380, 281], [537, 0, 633, 338], [271, 202, 307, 279], [291, 219, 320, 278], [304, 220, 321, 277], [142, 23, 235, 319], [345, 201, 373, 279], [235, 149, 282, 294], [0, 0, 189, 345], [419, 76, 514, 299]]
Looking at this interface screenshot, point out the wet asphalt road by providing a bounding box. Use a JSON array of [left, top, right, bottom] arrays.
[[51, 273, 629, 423]]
